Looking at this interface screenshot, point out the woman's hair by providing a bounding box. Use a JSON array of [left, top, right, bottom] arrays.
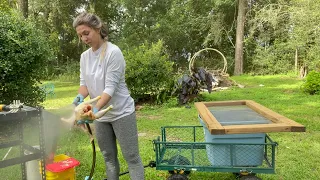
[[73, 12, 108, 40]]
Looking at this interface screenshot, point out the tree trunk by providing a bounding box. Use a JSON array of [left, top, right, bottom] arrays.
[[234, 0, 247, 76], [295, 48, 298, 74], [19, 0, 28, 18]]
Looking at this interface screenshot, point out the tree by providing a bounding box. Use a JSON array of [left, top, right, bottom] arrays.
[[28, 0, 90, 75], [19, 0, 28, 18], [234, 0, 247, 75], [118, 0, 236, 71], [0, 0, 15, 13], [246, 0, 320, 75]]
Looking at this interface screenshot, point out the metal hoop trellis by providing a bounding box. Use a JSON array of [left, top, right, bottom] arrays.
[[188, 48, 228, 75]]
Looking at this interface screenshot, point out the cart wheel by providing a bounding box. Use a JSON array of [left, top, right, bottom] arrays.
[[169, 169, 191, 175], [239, 175, 262, 180], [167, 155, 191, 175], [233, 173, 257, 178], [167, 173, 188, 180]]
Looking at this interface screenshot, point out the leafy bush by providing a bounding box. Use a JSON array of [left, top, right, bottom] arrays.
[[0, 12, 52, 106], [124, 40, 174, 103], [301, 71, 320, 95]]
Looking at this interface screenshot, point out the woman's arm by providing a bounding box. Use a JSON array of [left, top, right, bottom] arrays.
[[78, 85, 89, 98], [95, 93, 111, 110]]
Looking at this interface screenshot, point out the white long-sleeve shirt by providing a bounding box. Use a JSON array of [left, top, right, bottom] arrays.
[[79, 42, 135, 122]]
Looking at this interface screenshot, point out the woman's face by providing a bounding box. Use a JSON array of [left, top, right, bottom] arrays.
[[76, 24, 101, 47]]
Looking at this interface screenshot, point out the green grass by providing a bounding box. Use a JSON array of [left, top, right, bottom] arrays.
[[1, 74, 319, 180]]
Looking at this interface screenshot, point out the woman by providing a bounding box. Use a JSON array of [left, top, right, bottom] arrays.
[[72, 12, 144, 180]]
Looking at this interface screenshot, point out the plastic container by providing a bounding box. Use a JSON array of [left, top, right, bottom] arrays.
[[44, 154, 80, 180], [199, 116, 265, 166]]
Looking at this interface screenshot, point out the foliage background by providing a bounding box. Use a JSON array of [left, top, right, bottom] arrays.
[[1, 0, 320, 103], [0, 11, 52, 105]]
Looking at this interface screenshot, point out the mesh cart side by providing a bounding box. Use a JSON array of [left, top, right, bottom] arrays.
[[153, 126, 277, 175]]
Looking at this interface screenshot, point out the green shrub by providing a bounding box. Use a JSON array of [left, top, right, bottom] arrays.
[[124, 40, 175, 103], [0, 12, 52, 106], [301, 70, 320, 95]]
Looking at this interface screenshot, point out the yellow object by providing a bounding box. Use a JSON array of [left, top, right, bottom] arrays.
[[40, 154, 77, 180], [0, 104, 8, 111]]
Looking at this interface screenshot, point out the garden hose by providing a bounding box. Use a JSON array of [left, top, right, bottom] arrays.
[[85, 123, 96, 180]]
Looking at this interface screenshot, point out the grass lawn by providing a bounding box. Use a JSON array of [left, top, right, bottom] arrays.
[[1, 74, 319, 180]]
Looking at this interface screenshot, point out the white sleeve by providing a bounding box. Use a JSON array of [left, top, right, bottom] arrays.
[[103, 48, 125, 97]]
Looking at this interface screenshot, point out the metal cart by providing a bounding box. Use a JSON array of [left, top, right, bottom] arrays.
[[0, 106, 47, 180], [153, 126, 278, 180]]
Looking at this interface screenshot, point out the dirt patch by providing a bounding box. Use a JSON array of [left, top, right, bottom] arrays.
[[135, 105, 144, 111], [138, 132, 147, 137], [146, 115, 161, 120], [283, 89, 294, 94], [136, 112, 161, 120]]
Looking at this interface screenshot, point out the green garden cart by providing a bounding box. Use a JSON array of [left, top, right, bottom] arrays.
[[153, 126, 278, 180]]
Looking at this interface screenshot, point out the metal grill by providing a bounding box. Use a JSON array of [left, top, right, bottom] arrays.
[[153, 126, 277, 174]]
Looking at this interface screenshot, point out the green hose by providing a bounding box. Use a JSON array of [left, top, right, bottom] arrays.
[[86, 123, 96, 180]]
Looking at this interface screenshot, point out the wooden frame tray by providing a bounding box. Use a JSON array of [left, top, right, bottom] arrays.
[[195, 100, 306, 134]]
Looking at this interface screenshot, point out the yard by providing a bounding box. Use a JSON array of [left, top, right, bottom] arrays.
[[48, 74, 319, 180], [1, 74, 319, 180]]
